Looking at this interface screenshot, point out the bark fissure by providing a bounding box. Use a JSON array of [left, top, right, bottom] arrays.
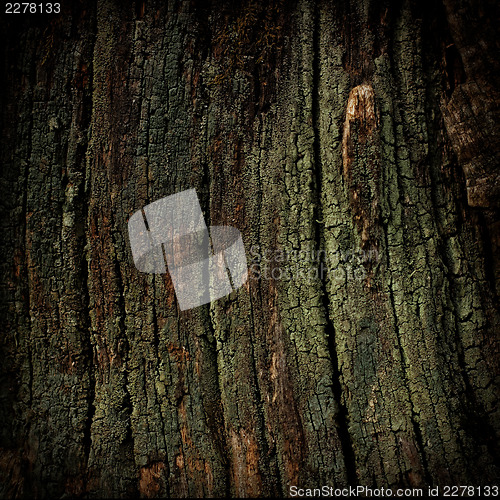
[[82, 98, 96, 500], [207, 306, 231, 499], [23, 70, 34, 411], [311, 1, 358, 487], [150, 277, 171, 498], [383, 226, 433, 486]]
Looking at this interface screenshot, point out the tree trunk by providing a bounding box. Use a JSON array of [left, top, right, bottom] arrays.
[[1, 0, 499, 497]]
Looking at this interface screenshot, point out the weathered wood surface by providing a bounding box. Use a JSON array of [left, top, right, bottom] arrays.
[[0, 0, 498, 497]]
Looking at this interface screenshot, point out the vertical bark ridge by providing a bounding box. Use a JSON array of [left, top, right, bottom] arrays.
[[312, 1, 359, 487]]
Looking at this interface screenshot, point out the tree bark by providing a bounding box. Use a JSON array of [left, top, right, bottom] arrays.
[[0, 0, 499, 497]]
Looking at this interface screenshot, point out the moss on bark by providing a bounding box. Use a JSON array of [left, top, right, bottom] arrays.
[[0, 0, 498, 497]]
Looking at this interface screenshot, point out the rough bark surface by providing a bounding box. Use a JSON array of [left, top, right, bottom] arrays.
[[0, 0, 499, 498]]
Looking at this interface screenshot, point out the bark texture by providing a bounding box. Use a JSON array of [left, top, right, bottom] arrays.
[[0, 0, 499, 497]]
